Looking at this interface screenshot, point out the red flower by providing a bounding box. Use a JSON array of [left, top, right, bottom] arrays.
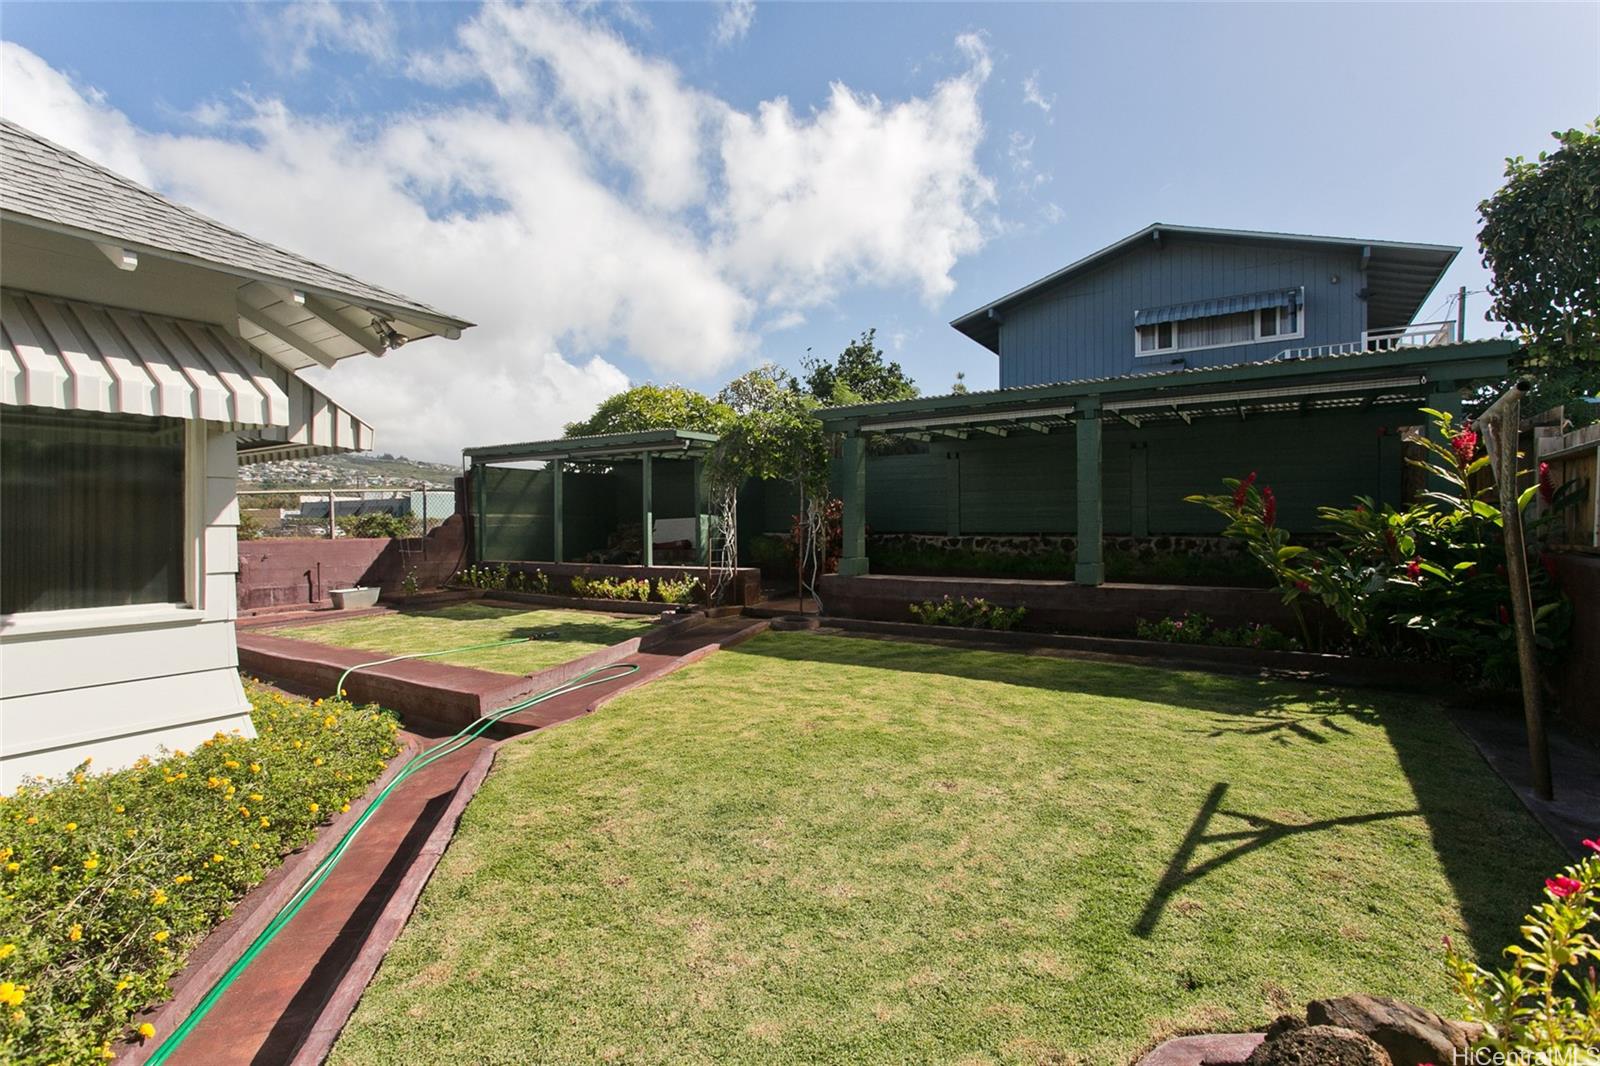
[[1262, 486, 1277, 528], [1232, 471, 1258, 511], [1295, 580, 1310, 592], [1539, 461, 1555, 504], [1582, 838, 1600, 853], [1406, 557, 1422, 579], [1498, 604, 1511, 625], [1450, 428, 1478, 466], [1546, 875, 1583, 898]]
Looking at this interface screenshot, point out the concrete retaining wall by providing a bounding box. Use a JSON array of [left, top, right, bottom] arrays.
[[236, 516, 466, 610], [817, 572, 1311, 638]]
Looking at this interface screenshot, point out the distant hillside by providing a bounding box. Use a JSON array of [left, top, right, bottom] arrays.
[[240, 452, 459, 489]]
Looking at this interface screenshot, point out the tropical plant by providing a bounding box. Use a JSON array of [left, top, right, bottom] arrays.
[[1445, 839, 1600, 1059], [908, 595, 1026, 631], [1135, 611, 1301, 651], [569, 575, 651, 602], [654, 574, 701, 605], [336, 512, 416, 539]]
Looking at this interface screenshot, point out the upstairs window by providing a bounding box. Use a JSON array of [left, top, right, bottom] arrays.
[[1135, 289, 1304, 356]]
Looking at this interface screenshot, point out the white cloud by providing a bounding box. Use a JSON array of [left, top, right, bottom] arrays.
[[715, 33, 995, 308], [0, 18, 996, 458], [250, 0, 398, 74], [1022, 70, 1054, 115], [714, 0, 756, 46]]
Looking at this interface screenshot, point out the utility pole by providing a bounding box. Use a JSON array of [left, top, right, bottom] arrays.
[[1457, 285, 1467, 342]]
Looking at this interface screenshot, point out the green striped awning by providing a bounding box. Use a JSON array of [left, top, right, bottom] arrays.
[[1134, 288, 1300, 327]]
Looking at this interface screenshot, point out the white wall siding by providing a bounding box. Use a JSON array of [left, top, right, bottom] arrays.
[[0, 424, 253, 790]]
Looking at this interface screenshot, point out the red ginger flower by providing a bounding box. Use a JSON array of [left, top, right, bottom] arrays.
[[1262, 486, 1276, 528], [1539, 461, 1555, 504], [1232, 471, 1257, 511], [1406, 557, 1422, 579], [1450, 428, 1478, 466], [1546, 875, 1583, 898]]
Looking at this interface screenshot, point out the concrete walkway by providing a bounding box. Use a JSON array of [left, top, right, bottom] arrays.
[[140, 615, 767, 1066]]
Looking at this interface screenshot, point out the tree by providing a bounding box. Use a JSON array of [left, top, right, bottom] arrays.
[[950, 371, 970, 395], [1477, 120, 1600, 423], [563, 384, 734, 438], [716, 362, 800, 415], [801, 329, 919, 406]]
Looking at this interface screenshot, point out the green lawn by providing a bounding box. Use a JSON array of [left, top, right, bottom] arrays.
[[268, 602, 653, 676], [332, 632, 1559, 1065]]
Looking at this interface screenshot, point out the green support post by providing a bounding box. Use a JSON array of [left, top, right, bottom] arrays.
[[473, 463, 487, 563], [691, 456, 708, 564], [551, 459, 564, 563], [1075, 401, 1104, 585], [641, 451, 654, 568], [838, 432, 869, 576]]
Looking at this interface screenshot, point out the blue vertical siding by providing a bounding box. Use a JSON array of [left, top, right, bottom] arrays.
[[997, 238, 1367, 388]]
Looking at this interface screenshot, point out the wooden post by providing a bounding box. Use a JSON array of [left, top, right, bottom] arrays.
[[327, 486, 336, 539], [641, 451, 654, 568], [1075, 399, 1104, 585], [1478, 382, 1552, 800], [551, 459, 564, 563]]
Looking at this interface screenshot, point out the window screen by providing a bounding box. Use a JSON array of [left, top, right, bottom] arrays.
[[2, 408, 187, 614]]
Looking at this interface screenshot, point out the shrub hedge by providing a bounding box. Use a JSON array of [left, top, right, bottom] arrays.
[[0, 680, 400, 1065]]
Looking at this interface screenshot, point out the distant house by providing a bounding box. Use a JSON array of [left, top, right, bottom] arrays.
[[0, 120, 472, 787], [816, 223, 1519, 584]]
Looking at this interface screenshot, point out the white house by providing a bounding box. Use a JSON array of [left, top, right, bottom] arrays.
[[0, 120, 472, 788]]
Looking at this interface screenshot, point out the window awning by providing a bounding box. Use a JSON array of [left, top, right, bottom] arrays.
[[1133, 288, 1300, 327], [1, 288, 371, 461]]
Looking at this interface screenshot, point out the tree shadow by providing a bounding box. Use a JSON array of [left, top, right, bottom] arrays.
[[1133, 782, 1420, 936], [725, 631, 1561, 959]]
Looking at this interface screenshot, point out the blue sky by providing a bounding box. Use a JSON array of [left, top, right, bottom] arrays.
[[2, 2, 1596, 460]]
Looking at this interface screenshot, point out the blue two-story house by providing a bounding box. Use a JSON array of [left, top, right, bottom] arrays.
[[817, 223, 1520, 585]]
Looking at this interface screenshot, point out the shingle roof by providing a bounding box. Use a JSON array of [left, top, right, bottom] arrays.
[[0, 119, 469, 330]]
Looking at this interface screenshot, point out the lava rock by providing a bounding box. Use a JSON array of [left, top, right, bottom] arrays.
[[1243, 1024, 1393, 1066], [1307, 994, 1475, 1065], [1263, 1014, 1307, 1042]]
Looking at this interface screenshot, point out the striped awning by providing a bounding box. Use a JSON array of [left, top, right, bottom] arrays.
[[1, 288, 371, 460], [1134, 288, 1300, 327]]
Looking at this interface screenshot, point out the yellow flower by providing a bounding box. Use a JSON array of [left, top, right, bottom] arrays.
[[115, 978, 131, 991], [224, 760, 240, 769], [151, 930, 169, 943], [323, 715, 337, 729], [83, 856, 99, 871], [150, 889, 168, 906], [101, 1042, 115, 1060], [207, 776, 222, 789], [68, 924, 82, 942], [250, 763, 262, 774], [211, 853, 225, 864], [313, 699, 323, 707], [340, 689, 348, 697], [294, 740, 303, 750], [113, 805, 125, 814], [313, 757, 324, 767], [0, 982, 25, 1007], [138, 1022, 156, 1040], [308, 803, 319, 814], [259, 817, 271, 828], [24, 816, 37, 826], [173, 874, 193, 885], [340, 804, 350, 813], [63, 822, 77, 832], [0, 944, 14, 960], [250, 794, 263, 802]]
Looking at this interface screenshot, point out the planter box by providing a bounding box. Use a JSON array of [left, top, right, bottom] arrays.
[[329, 586, 380, 610]]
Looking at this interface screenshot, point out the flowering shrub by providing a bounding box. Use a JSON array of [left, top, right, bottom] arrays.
[[655, 574, 702, 605], [570, 575, 652, 602], [1135, 611, 1301, 651], [452, 564, 549, 594], [0, 681, 400, 1065], [908, 595, 1027, 631], [1187, 407, 1573, 682], [1445, 839, 1600, 1058]]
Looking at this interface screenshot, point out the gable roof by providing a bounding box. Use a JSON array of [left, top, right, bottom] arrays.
[[950, 223, 1459, 354], [0, 119, 472, 366]]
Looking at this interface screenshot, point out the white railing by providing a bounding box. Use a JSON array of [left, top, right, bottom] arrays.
[[1276, 320, 1459, 361]]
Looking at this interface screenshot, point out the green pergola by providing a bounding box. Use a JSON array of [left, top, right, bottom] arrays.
[[463, 428, 720, 566], [817, 340, 1519, 585]]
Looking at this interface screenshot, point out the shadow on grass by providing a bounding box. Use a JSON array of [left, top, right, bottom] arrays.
[[1133, 782, 1419, 936], [335, 602, 646, 650], [725, 631, 1555, 961]]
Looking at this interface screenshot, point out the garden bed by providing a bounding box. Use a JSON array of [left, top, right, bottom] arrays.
[[0, 681, 401, 1065]]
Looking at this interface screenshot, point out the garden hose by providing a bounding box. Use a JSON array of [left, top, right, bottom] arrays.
[[333, 636, 533, 696], [146, 659, 641, 1064]]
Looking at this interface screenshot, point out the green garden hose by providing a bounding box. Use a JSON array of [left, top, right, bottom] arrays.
[[146, 656, 640, 1064]]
